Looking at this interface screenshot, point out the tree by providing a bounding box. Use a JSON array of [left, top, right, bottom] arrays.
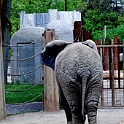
[[65, 0, 67, 10], [79, 0, 124, 42], [2, 0, 12, 84]]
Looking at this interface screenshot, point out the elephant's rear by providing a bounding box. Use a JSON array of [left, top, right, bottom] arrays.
[[55, 42, 103, 102], [55, 42, 102, 78], [55, 42, 103, 124]]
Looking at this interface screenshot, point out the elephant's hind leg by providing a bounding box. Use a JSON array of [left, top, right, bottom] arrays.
[[62, 82, 83, 124], [86, 74, 102, 124], [87, 101, 98, 124], [59, 87, 72, 123]]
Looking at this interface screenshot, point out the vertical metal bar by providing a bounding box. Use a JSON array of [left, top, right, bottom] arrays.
[[0, 0, 6, 120], [103, 25, 106, 44], [113, 35, 119, 70], [118, 41, 120, 88], [99, 41, 104, 107], [109, 40, 112, 88], [111, 39, 115, 106]]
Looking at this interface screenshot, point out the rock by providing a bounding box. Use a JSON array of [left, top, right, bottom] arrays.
[[10, 27, 45, 84]]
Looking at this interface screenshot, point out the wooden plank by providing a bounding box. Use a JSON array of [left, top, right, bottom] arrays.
[[97, 44, 124, 47], [43, 29, 60, 112], [0, 0, 6, 120]]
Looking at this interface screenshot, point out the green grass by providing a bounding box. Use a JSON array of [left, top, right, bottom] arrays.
[[5, 84, 44, 104]]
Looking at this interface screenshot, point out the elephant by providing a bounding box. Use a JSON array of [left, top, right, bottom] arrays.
[[41, 40, 103, 124]]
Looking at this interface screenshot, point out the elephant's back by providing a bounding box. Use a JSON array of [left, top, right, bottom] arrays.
[[56, 42, 101, 66], [55, 42, 103, 86]]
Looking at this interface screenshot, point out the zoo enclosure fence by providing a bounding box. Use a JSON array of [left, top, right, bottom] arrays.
[[3, 32, 124, 108], [1, 24, 124, 116], [5, 39, 124, 108], [97, 37, 124, 107], [3, 33, 44, 105]]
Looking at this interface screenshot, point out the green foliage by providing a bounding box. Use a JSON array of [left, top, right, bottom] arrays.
[[10, 0, 83, 36], [9, 49, 13, 58], [82, 7, 124, 42], [5, 84, 44, 104], [91, 30, 104, 41], [106, 25, 124, 42], [10, 0, 124, 43], [66, 0, 82, 11], [10, 0, 57, 36], [83, 10, 119, 32], [92, 25, 124, 42]]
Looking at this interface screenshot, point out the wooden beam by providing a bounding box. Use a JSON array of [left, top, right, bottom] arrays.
[[73, 21, 83, 42], [43, 29, 60, 112], [0, 0, 6, 120], [113, 35, 119, 70]]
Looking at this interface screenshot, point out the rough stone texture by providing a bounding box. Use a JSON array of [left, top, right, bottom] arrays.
[[46, 20, 74, 42], [6, 102, 43, 115], [45, 10, 81, 42], [20, 9, 81, 30], [20, 11, 49, 28], [20, 9, 81, 42], [10, 27, 45, 84]]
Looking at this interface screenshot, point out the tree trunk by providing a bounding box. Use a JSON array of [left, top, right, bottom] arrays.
[[2, 0, 12, 84], [65, 0, 67, 11]]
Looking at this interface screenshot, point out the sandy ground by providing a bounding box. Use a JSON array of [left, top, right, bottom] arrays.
[[0, 109, 124, 124]]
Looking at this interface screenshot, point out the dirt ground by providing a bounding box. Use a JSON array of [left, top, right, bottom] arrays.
[[0, 109, 124, 124]]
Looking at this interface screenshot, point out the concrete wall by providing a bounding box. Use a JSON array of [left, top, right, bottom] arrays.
[[10, 9, 81, 84], [10, 27, 45, 84], [20, 9, 81, 29]]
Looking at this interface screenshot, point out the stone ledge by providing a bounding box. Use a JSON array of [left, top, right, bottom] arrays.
[[6, 102, 43, 115]]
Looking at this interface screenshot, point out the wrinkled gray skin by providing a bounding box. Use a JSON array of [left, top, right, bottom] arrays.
[[41, 40, 103, 124]]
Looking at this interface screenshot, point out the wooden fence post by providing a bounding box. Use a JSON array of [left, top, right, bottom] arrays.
[[103, 42, 109, 71], [114, 35, 119, 70], [43, 29, 60, 112], [73, 21, 83, 42], [0, 0, 6, 120], [83, 30, 91, 41]]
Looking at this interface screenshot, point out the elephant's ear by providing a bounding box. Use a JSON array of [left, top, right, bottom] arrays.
[[41, 40, 72, 70], [82, 40, 98, 52]]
